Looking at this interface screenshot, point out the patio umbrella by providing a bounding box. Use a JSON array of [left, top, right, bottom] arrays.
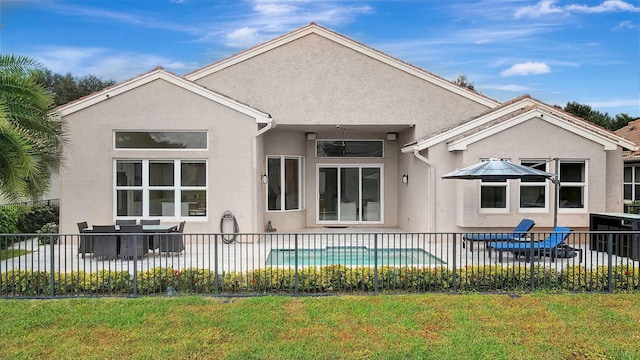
[[442, 158, 559, 226], [441, 158, 553, 181]]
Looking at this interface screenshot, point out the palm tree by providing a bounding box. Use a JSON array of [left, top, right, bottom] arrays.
[[0, 54, 64, 201]]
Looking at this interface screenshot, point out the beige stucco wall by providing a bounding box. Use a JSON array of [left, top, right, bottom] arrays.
[[195, 34, 489, 140], [59, 79, 259, 234], [261, 129, 307, 230], [404, 116, 624, 232]]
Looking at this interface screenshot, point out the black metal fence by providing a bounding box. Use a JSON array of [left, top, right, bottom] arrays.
[[1, 230, 638, 298]]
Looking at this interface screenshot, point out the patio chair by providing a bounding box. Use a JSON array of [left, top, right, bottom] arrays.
[[77, 221, 93, 258], [92, 225, 118, 260], [463, 218, 535, 252], [119, 224, 148, 259], [140, 219, 161, 252], [140, 219, 160, 225], [158, 221, 185, 255], [487, 226, 573, 263], [116, 219, 137, 226]]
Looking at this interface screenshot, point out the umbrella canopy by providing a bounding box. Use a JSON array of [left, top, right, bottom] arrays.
[[441, 158, 554, 181]]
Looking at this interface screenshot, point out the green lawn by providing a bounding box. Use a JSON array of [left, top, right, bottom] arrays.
[[0, 294, 638, 359], [0, 248, 30, 260]]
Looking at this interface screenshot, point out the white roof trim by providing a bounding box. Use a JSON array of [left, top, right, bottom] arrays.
[[185, 24, 500, 109], [54, 69, 271, 123], [401, 98, 539, 153], [402, 97, 637, 153], [447, 108, 631, 151]]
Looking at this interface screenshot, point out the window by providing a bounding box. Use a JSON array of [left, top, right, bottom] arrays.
[[115, 131, 207, 149], [559, 160, 586, 209], [115, 160, 207, 218], [480, 180, 508, 210], [623, 165, 640, 201], [267, 156, 302, 211], [316, 140, 383, 157], [520, 160, 548, 210]]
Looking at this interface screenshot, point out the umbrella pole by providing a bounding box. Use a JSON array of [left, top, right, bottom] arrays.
[[553, 158, 559, 228]]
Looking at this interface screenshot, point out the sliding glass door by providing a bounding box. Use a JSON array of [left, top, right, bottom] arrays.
[[317, 165, 382, 223]]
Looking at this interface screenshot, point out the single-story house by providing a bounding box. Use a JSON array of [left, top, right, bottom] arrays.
[[54, 23, 636, 234]]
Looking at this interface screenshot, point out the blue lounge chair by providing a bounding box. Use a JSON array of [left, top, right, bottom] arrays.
[[487, 226, 572, 262], [463, 219, 535, 251]]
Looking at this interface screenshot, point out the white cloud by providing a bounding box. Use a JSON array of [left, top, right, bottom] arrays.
[[484, 84, 534, 92], [587, 99, 640, 109], [566, 0, 640, 13], [500, 62, 551, 77], [225, 27, 265, 49], [221, 0, 372, 48], [31, 46, 192, 82], [515, 0, 640, 18], [614, 20, 638, 30]]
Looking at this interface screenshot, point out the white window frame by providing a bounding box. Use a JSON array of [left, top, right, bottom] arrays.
[[315, 139, 384, 158], [265, 155, 304, 212], [114, 159, 208, 221], [479, 180, 509, 213], [623, 165, 640, 202], [113, 130, 208, 151], [558, 159, 588, 213], [478, 158, 509, 213], [518, 159, 549, 213], [315, 163, 384, 224]]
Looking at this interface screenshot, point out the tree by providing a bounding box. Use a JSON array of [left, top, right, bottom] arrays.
[[0, 55, 64, 201], [562, 101, 633, 131], [453, 74, 475, 91], [36, 70, 115, 107]]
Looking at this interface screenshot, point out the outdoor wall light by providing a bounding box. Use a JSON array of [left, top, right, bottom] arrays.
[[261, 174, 268, 184], [401, 174, 409, 184], [306, 132, 317, 140]]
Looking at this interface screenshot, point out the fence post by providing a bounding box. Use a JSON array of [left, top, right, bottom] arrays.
[[214, 234, 219, 296], [294, 234, 299, 296], [452, 233, 457, 294], [132, 234, 138, 297], [49, 235, 55, 297], [607, 233, 613, 294], [530, 233, 536, 292], [374, 234, 379, 295]]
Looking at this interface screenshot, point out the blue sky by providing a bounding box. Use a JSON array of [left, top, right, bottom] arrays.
[[2, 0, 639, 116]]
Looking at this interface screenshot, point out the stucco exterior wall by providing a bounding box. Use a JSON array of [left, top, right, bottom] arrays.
[[261, 129, 307, 230], [194, 34, 490, 140], [425, 117, 619, 232], [59, 79, 259, 234]]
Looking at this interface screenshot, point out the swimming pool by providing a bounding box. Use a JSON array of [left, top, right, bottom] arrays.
[[266, 246, 445, 267]]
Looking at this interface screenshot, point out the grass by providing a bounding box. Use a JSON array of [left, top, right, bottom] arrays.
[[0, 294, 639, 359], [0, 248, 31, 260]]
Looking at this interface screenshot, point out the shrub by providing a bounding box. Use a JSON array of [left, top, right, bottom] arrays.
[[0, 206, 26, 249], [36, 222, 59, 245], [1, 265, 638, 297], [17, 204, 59, 234]]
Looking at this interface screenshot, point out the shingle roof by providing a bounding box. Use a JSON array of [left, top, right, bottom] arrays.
[[615, 119, 640, 158]]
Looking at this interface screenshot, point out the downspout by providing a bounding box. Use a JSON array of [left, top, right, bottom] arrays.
[[413, 147, 436, 232], [252, 116, 275, 232]]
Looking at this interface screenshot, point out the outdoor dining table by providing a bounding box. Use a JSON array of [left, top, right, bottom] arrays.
[[83, 224, 178, 259]]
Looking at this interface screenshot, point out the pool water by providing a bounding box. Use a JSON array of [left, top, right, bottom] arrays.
[[266, 246, 445, 267]]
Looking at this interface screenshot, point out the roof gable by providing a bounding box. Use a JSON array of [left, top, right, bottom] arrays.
[[185, 23, 499, 109], [402, 96, 637, 153], [53, 68, 271, 123]]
